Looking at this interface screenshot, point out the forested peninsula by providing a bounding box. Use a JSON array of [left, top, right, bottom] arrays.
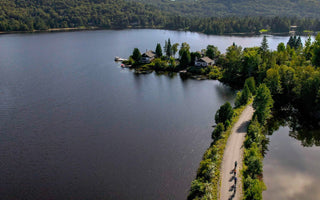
[[126, 36, 320, 199], [2, 0, 320, 35], [124, 35, 319, 199]]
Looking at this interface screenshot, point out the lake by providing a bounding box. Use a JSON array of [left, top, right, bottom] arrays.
[[0, 29, 310, 199]]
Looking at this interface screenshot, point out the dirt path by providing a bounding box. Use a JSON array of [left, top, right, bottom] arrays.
[[219, 104, 254, 200]]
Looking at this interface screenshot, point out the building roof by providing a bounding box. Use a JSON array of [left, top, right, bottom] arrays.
[[142, 50, 156, 58], [199, 56, 214, 64]]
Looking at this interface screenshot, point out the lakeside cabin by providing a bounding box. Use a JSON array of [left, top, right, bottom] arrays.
[[194, 56, 214, 67], [140, 50, 156, 63]]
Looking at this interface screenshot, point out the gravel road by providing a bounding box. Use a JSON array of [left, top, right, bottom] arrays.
[[219, 104, 254, 200]]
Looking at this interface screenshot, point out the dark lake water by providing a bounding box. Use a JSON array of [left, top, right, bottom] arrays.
[[0, 29, 310, 199]]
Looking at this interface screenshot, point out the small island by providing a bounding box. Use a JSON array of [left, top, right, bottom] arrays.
[[120, 38, 223, 80]]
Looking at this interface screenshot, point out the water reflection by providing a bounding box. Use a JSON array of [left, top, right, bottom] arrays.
[[263, 108, 320, 199], [266, 108, 320, 147]]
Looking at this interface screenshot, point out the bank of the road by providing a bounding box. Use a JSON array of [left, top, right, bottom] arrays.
[[219, 104, 254, 200]]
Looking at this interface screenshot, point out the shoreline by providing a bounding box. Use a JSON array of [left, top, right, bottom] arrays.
[[0, 27, 316, 36]]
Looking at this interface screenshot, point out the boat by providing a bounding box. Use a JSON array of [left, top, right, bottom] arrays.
[[115, 56, 127, 62], [121, 64, 132, 68]]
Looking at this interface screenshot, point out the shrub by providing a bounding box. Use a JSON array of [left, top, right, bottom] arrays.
[[215, 102, 234, 126], [211, 123, 224, 141]]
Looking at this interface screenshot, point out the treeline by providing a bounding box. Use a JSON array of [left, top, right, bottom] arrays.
[[2, 0, 320, 34]]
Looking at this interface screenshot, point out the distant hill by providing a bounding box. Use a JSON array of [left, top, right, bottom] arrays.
[[126, 0, 320, 18], [1, 0, 320, 34]]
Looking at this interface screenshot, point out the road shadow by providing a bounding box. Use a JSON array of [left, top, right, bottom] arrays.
[[229, 185, 235, 192], [229, 193, 235, 200], [236, 120, 250, 133], [229, 176, 234, 182]]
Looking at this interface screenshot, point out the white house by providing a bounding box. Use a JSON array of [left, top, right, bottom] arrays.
[[140, 50, 156, 63], [195, 56, 214, 67]]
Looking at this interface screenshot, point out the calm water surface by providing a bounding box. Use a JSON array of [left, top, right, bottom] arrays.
[[0, 29, 308, 199], [263, 127, 320, 200]]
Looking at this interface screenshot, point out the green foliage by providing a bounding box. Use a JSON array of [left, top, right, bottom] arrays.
[[243, 176, 264, 200], [152, 58, 169, 71], [172, 43, 179, 58], [180, 50, 191, 68], [208, 66, 222, 80], [312, 34, 320, 67], [260, 36, 269, 53], [2, 0, 320, 35], [132, 48, 141, 63], [253, 84, 274, 124], [206, 45, 220, 60], [190, 52, 201, 65], [244, 117, 264, 149], [245, 77, 256, 95], [188, 179, 213, 200], [242, 48, 261, 79], [165, 38, 172, 57], [264, 67, 282, 95], [235, 84, 252, 108], [223, 44, 243, 84], [277, 42, 286, 52], [131, 0, 320, 19], [244, 143, 263, 178], [212, 123, 224, 141], [304, 36, 313, 61], [287, 36, 303, 50], [179, 42, 191, 58], [242, 118, 266, 200], [215, 102, 234, 126], [155, 43, 162, 57]]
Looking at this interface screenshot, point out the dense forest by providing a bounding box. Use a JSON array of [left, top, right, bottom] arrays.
[[1, 0, 320, 34], [126, 0, 320, 18]]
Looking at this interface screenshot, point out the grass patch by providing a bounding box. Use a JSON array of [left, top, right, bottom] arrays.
[[259, 29, 269, 33]]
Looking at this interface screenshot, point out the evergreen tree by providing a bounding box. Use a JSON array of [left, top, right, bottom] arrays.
[[312, 33, 320, 67], [295, 36, 302, 49], [180, 50, 191, 67], [132, 48, 141, 62], [260, 36, 269, 53], [155, 43, 162, 57], [304, 36, 312, 60], [287, 36, 295, 48], [166, 38, 172, 57]]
